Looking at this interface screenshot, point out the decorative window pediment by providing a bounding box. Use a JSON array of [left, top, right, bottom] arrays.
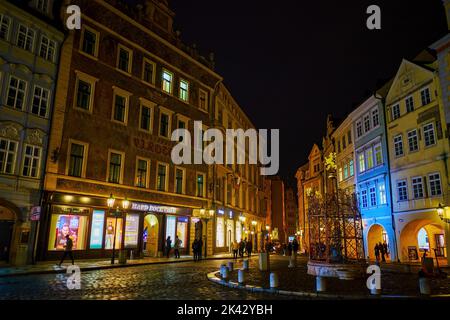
[[25, 128, 46, 146], [0, 121, 23, 140]]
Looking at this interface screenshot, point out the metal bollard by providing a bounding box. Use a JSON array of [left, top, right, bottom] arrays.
[[269, 273, 279, 288], [238, 269, 245, 285], [419, 277, 431, 295], [220, 264, 227, 277], [227, 261, 234, 272], [316, 276, 327, 292], [243, 259, 249, 270], [222, 266, 229, 280]]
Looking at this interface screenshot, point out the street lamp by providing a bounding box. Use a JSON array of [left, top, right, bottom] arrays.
[[437, 203, 450, 223], [199, 208, 214, 258]]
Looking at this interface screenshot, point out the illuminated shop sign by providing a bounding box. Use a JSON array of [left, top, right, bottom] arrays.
[[217, 209, 225, 215], [131, 202, 177, 214], [177, 216, 188, 223]]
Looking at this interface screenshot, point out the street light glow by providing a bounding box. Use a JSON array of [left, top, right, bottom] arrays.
[[107, 193, 115, 208]]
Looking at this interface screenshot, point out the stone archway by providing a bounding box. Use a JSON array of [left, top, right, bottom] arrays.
[[367, 224, 390, 261]]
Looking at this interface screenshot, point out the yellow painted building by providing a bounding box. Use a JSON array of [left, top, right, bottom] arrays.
[[385, 57, 450, 264]]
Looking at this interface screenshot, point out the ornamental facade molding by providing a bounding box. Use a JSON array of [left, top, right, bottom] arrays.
[[0, 121, 23, 141], [24, 128, 46, 146]]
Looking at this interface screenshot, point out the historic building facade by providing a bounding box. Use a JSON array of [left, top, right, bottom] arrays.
[[0, 0, 64, 265], [385, 57, 450, 264], [353, 94, 397, 261], [333, 113, 355, 193], [284, 187, 298, 241]]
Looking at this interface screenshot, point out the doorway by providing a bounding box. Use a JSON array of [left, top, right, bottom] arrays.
[[143, 214, 159, 257], [0, 206, 15, 262]]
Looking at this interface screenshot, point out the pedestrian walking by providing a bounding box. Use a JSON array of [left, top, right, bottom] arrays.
[[374, 243, 380, 262], [246, 239, 253, 258], [58, 234, 74, 267], [165, 236, 172, 258], [239, 240, 245, 258], [174, 235, 182, 259], [232, 241, 239, 259]]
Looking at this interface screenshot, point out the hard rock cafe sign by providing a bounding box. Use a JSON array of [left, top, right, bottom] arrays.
[[131, 202, 177, 214]]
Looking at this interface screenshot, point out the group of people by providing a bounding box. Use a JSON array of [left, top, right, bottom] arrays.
[[191, 238, 204, 261], [165, 235, 183, 259], [374, 242, 389, 262], [231, 238, 253, 259]]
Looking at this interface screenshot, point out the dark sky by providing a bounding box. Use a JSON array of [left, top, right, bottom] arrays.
[[170, 0, 448, 186]]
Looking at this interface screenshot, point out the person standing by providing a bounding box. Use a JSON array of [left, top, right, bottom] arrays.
[[380, 242, 386, 262], [374, 243, 380, 262], [58, 234, 74, 267], [174, 236, 182, 259], [287, 241, 293, 256], [292, 238, 299, 262], [232, 241, 239, 259], [192, 238, 198, 261], [246, 239, 253, 258], [239, 240, 245, 258], [165, 236, 172, 258], [383, 242, 389, 260]]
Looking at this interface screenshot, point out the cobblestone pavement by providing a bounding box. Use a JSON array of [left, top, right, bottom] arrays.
[[0, 258, 290, 300], [224, 255, 450, 297]]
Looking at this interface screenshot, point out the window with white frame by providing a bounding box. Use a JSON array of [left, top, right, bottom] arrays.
[[162, 69, 173, 94], [0, 14, 11, 40], [423, 123, 436, 147], [112, 88, 130, 125], [175, 167, 185, 194], [142, 58, 155, 84], [117, 45, 132, 73], [32, 86, 50, 117], [356, 121, 362, 138], [428, 173, 442, 196], [374, 143, 383, 166], [159, 110, 171, 138], [366, 147, 374, 169], [81, 26, 98, 57], [369, 187, 377, 206], [135, 158, 150, 188], [74, 72, 97, 111], [412, 177, 424, 199], [420, 88, 431, 106], [394, 135, 404, 157], [343, 163, 348, 179], [358, 152, 365, 173], [179, 79, 189, 102], [68, 141, 87, 178], [108, 151, 123, 184], [7, 76, 27, 110], [407, 129, 419, 152], [199, 89, 208, 111], [39, 35, 56, 62], [139, 103, 153, 133], [379, 183, 387, 205], [0, 138, 17, 174], [363, 114, 371, 133], [22, 145, 41, 178], [397, 180, 408, 201], [17, 24, 35, 52], [361, 189, 368, 208], [405, 96, 414, 113], [156, 163, 168, 191], [349, 159, 354, 176], [392, 104, 400, 120], [372, 108, 379, 127], [196, 173, 205, 197]]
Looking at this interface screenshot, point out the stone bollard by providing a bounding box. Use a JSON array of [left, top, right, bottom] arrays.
[[220, 264, 227, 277], [316, 276, 327, 292], [227, 261, 234, 272], [238, 269, 245, 285], [222, 266, 229, 280], [419, 277, 431, 296], [269, 272, 279, 289], [243, 259, 249, 270]]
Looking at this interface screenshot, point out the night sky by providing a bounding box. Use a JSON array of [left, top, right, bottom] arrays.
[[170, 0, 448, 185]]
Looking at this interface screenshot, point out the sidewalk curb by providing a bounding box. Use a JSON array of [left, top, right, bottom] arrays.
[[206, 269, 448, 300], [0, 255, 257, 278]]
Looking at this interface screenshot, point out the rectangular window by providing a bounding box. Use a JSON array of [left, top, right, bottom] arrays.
[[366, 148, 374, 169], [32, 86, 50, 117], [140, 105, 152, 132], [394, 135, 404, 157], [48, 214, 89, 251], [7, 76, 27, 110], [199, 89, 208, 111], [162, 69, 173, 94], [117, 45, 132, 73], [361, 190, 368, 208], [343, 164, 348, 179], [157, 163, 167, 191], [81, 27, 98, 56], [68, 142, 85, 177], [347, 130, 352, 144], [179, 79, 189, 102], [113, 94, 127, 124], [75, 75, 95, 111], [372, 108, 380, 127], [159, 112, 170, 138], [0, 14, 11, 40], [136, 158, 149, 188], [0, 138, 17, 174], [374, 143, 382, 166], [397, 180, 408, 201], [369, 187, 377, 207], [175, 168, 184, 194], [177, 120, 186, 142], [358, 152, 365, 173], [429, 173, 442, 196], [39, 35, 56, 62], [22, 145, 41, 178], [407, 129, 419, 152], [105, 217, 123, 249], [405, 96, 414, 113], [349, 160, 354, 176], [412, 177, 424, 199], [342, 136, 346, 149], [392, 104, 400, 120], [17, 24, 35, 52], [356, 121, 363, 138], [108, 152, 122, 184], [89, 210, 105, 249], [142, 59, 155, 84], [420, 88, 431, 106], [379, 183, 387, 205], [423, 123, 436, 147], [363, 114, 371, 132], [197, 173, 205, 197]]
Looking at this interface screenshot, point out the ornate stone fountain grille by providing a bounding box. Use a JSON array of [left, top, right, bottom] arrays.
[[308, 191, 365, 263]]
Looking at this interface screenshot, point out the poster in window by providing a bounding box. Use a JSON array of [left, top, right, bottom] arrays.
[[176, 221, 187, 248], [216, 217, 224, 247], [105, 217, 123, 249], [90, 210, 105, 249], [49, 214, 89, 250], [165, 215, 176, 244], [125, 214, 139, 248]]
